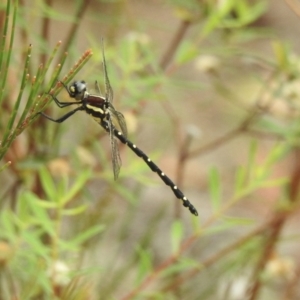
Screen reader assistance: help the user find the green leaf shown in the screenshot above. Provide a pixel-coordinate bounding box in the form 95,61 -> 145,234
0,210 -> 17,241
61,204 -> 87,216
175,41 -> 199,65
171,220 -> 183,254
221,1 -> 267,28
34,199 -> 58,209
135,246 -> 153,283
205,217 -> 253,235
272,40 -> 290,71
22,230 -> 49,258
67,225 -> 105,248
234,165 -> 247,196
234,141 -> 257,197
261,178 -> 288,187
203,0 -> 267,34
39,167 -> 56,202
60,169 -> 91,206
223,216 -> 254,226
27,197 -> 55,236
209,167 -> 222,212
17,191 -> 32,223
161,257 -> 198,277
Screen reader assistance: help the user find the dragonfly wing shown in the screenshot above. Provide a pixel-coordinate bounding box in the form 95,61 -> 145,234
101,39 -> 114,104
95,80 -> 102,95
109,106 -> 128,139
107,115 -> 121,180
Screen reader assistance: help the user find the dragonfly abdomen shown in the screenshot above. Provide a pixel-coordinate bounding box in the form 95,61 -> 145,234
110,126 -> 198,216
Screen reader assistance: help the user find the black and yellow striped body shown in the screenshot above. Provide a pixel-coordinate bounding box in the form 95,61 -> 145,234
38,42 -> 198,216
84,94 -> 108,123
97,116 -> 198,216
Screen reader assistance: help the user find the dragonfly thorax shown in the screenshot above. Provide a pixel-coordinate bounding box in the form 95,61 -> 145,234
69,80 -> 88,101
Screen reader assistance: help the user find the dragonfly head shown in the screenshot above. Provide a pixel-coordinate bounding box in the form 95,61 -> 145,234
69,80 -> 87,100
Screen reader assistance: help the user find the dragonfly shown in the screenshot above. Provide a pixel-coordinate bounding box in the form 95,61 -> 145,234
37,42 -> 198,216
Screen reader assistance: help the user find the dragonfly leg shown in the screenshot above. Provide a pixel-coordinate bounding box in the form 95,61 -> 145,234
38,106 -> 84,123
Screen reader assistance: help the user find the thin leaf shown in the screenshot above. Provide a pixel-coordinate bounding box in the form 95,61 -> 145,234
175,41 -> 199,65
0,210 -> 17,240
39,167 -> 56,202
67,225 -> 105,248
60,169 -> 91,206
209,167 -> 222,212
22,230 -> 49,258
135,246 -> 153,283
1,45 -> 31,147
27,196 -> 55,236
171,220 -> 183,254
61,204 -> 87,216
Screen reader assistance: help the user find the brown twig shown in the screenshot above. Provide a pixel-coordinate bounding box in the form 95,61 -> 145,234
120,227 -> 199,300
247,148 -> 300,300
285,0 -> 300,19
187,69 -> 280,160
247,211 -> 288,299
159,20 -> 191,70
121,202 -> 299,300
40,0 -> 53,66
19,0 -> 31,74
57,0 -> 92,63
161,216 -> 283,293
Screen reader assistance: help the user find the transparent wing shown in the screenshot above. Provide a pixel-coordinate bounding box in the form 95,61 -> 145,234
107,115 -> 121,180
95,80 -> 102,95
115,111 -> 128,139
108,105 -> 128,139
101,40 -> 127,138
101,38 -> 114,104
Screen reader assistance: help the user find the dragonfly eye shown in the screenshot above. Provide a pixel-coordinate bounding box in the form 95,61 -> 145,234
69,80 -> 87,100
